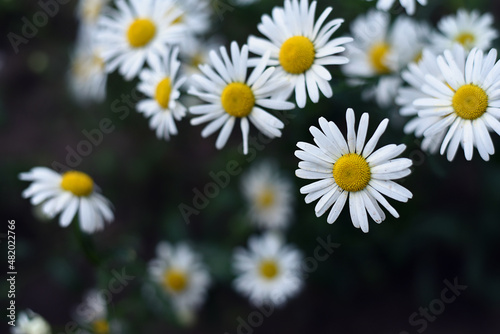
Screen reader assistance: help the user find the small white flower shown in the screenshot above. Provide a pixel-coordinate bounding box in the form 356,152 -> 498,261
248,0 -> 352,108
189,41 -> 295,154
137,46 -> 186,141
241,161 -> 294,230
97,0 -> 187,80
233,232 -> 303,306
431,9 -> 498,53
12,310 -> 51,334
295,109 -> 413,233
368,0 -> 427,15
411,46 -> 500,161
149,242 -> 211,314
166,0 -> 212,37
19,167 -> 114,233
75,290 -> 112,334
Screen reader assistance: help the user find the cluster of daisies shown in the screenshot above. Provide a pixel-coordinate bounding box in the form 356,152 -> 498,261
16,0 -> 500,331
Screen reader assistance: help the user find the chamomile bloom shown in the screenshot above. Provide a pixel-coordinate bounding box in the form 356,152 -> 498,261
431,9 -> 498,53
343,10 -> 429,107
137,46 -> 186,140
12,310 -> 51,334
149,242 -> 211,314
77,0 -> 109,26
165,0 -> 211,36
295,109 -> 413,233
368,0 -> 427,15
412,47 -> 500,161
241,161 -> 294,230
233,232 -> 303,306
189,41 -> 295,154
75,290 -> 113,334
19,167 -> 114,233
248,0 -> 352,108
97,0 -> 186,80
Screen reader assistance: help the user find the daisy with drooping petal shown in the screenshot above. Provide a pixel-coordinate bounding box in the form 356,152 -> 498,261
295,109 -> 413,233
368,0 -> 427,15
136,46 -> 186,140
233,232 -> 303,306
12,310 -> 51,334
149,242 -> 211,315
189,41 -> 295,154
431,9 -> 498,53
412,46 -> 500,161
97,0 -> 187,80
241,161 -> 294,230
248,0 -> 352,108
19,167 -> 114,233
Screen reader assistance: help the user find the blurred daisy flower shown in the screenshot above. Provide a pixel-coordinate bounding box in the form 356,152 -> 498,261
368,0 -> 427,16
188,41 -> 295,154
148,242 -> 211,316
77,0 -> 110,26
136,46 -> 186,141
295,109 -> 413,233
75,290 -> 120,334
411,46 -> 500,161
233,232 -> 303,306
19,167 -> 114,233
342,10 -> 429,107
166,0 -> 212,37
12,310 -> 51,334
97,0 -> 187,80
248,0 -> 352,108
241,161 -> 294,230
431,9 -> 498,53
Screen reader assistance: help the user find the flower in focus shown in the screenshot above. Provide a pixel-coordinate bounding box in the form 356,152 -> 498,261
241,161 -> 294,230
233,232 -> 303,306
19,167 -> 114,233
12,310 -> 51,334
368,0 -> 427,15
248,0 -> 352,108
148,242 -> 211,316
136,46 -> 186,140
295,109 -> 413,232
189,41 -> 295,154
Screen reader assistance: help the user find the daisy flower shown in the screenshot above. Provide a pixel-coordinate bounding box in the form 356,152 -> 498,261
75,290 -> 112,334
165,0 -> 211,37
295,109 -> 413,233
97,0 -> 187,80
12,310 -> 51,334
368,0 -> 427,16
343,10 -> 429,107
136,46 -> 186,140
412,46 -> 500,161
431,9 -> 498,53
248,0 -> 352,108
19,167 -> 114,233
189,41 -> 295,154
241,161 -> 294,230
148,242 -> 211,314
233,232 -> 303,306
77,0 -> 110,26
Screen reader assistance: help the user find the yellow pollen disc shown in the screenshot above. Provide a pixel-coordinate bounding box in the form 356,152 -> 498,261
127,18 -> 156,48
163,269 -> 188,293
259,259 -> 279,280
455,32 -> 475,47
332,153 -> 371,192
279,36 -> 315,74
368,42 -> 391,74
221,82 -> 255,118
155,77 -> 172,109
92,319 -> 110,334
60,171 -> 94,197
452,84 -> 488,120
257,188 -> 275,209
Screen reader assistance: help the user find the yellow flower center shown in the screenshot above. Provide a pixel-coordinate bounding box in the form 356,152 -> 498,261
279,36 -> 315,74
127,18 -> 156,48
332,153 -> 371,192
221,82 -> 255,118
452,84 -> 488,120
155,77 -> 172,109
455,32 -> 475,48
257,188 -> 275,209
368,42 -> 391,74
92,319 -> 110,334
60,171 -> 94,197
259,259 -> 279,280
163,269 -> 188,293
